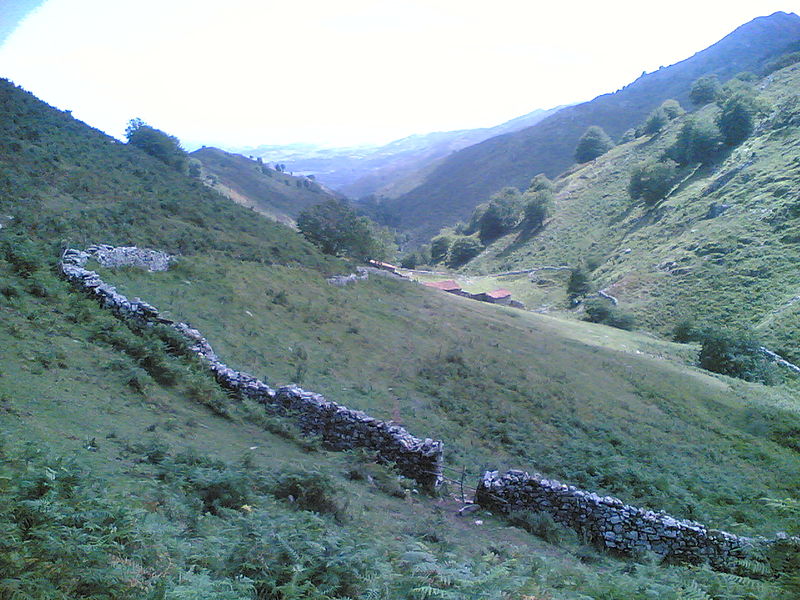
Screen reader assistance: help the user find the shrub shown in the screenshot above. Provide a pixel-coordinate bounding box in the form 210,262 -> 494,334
188,157 -> 202,178
296,199 -> 395,261
574,126 -> 614,163
125,118 -> 188,172
508,510 -> 577,545
528,173 -> 554,192
477,187 -> 523,243
583,298 -> 636,330
672,319 -> 705,343
619,128 -> 637,143
521,175 -> 554,231
0,447 -> 152,598
641,107 -> 670,135
660,99 -> 685,119
2,237 -> 46,277
762,51 -> 800,75
0,282 -> 21,300
690,74 -> 721,106
667,115 -> 721,165
430,233 -> 454,264
567,267 -> 591,300
345,452 -> 410,498
270,469 -> 345,519
697,327 -> 776,383
717,91 -> 757,146
522,189 -> 551,230
187,466 -> 251,515
628,159 -> 678,204
446,235 -> 482,268
399,252 -> 418,269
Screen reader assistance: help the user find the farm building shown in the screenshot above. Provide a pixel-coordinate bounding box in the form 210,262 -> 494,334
471,289 -> 513,305
423,280 -> 468,296
367,259 -> 398,273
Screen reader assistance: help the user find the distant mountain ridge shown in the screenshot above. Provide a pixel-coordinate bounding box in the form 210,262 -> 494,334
233,105 -> 565,199
385,11 -> 800,244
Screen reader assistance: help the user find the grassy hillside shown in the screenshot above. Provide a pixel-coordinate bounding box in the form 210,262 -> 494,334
2,77 -> 800,598
191,147 -> 341,225
385,11 -> 800,244
463,62 -> 800,366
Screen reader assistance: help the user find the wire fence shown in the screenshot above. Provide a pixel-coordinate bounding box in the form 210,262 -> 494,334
417,464 -> 511,508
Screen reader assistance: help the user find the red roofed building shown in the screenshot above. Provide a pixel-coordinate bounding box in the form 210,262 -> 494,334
471,288 -> 513,305
423,280 -> 466,295
368,259 -> 398,273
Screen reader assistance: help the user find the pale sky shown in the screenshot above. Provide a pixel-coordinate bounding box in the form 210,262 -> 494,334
0,0 -> 797,149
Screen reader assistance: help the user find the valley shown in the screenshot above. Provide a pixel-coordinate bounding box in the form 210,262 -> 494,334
1,9 -> 800,600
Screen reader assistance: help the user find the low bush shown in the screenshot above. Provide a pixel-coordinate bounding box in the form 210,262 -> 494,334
446,235 -> 483,268
667,115 -> 721,165
345,450 -> 411,498
583,298 -> 636,330
628,159 -> 678,204
672,319 -> 706,343
697,326 -> 776,384
270,469 -> 345,520
508,509 -> 577,545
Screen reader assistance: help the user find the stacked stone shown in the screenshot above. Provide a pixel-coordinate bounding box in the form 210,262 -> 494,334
86,244 -> 173,271
59,245 -> 444,488
61,253 -> 163,326
274,386 -> 443,489
476,470 -> 757,566
326,267 -> 369,286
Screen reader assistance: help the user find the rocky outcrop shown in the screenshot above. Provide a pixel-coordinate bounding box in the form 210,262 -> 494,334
476,470 -> 789,566
60,245 -> 443,488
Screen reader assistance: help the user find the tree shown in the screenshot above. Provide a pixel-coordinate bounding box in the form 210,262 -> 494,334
689,75 -> 720,106
697,327 -> 775,383
583,298 -> 636,330
717,91 -> 757,146
296,199 -> 394,261
187,158 -> 202,178
574,126 -> 614,163
521,177 -> 554,231
125,118 -> 187,172
527,173 -> 554,193
446,235 -> 482,268
659,99 -> 685,120
628,159 -> 678,204
477,187 -> 522,243
667,115 -> 721,165
521,189 -> 551,231
641,107 -> 669,135
567,268 -> 591,300
619,129 -> 637,143
430,234 -> 454,264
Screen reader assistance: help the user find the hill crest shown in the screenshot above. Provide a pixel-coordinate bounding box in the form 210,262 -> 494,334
385,11 -> 800,244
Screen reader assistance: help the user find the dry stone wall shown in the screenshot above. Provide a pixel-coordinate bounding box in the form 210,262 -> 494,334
60,245 -> 443,489
475,470 -> 783,566
59,244 -> 791,565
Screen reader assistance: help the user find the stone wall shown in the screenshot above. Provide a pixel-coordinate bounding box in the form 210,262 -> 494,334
60,245 -> 443,489
475,470 -> 768,566
59,244 -> 791,564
